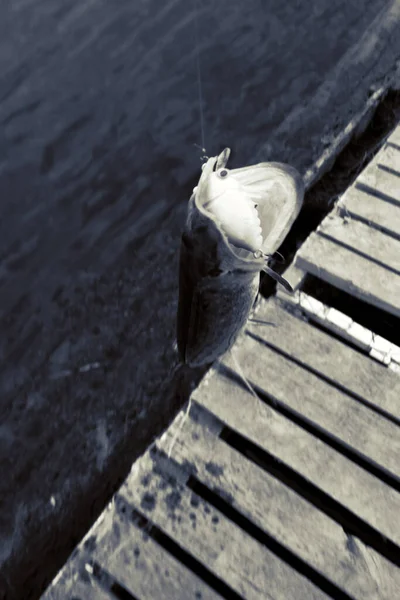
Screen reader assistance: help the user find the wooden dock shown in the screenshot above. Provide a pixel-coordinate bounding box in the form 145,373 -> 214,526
42,123 -> 400,599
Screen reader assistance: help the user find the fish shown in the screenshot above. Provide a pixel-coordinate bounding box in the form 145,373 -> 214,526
177,148 -> 304,367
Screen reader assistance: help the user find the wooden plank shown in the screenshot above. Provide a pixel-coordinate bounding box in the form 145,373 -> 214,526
276,287 -> 400,371
86,501 -> 222,600
296,232 -> 400,317
116,452 -> 328,600
388,123 -> 400,145
225,335 -> 400,480
44,579 -> 113,600
43,501 -> 222,600
319,213 -> 400,274
41,554 -> 113,600
338,185 -> 400,240
374,143 -> 400,178
191,368 -> 400,548
340,121 -> 400,218
161,412 -> 400,600
248,299 -> 400,420
355,145 -> 400,204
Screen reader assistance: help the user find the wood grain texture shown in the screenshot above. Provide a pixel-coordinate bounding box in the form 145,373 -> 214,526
375,140 -> 400,169
276,285 -> 400,370
296,231 -> 400,316
319,213 -> 400,274
44,579 -> 113,600
161,413 -> 400,600
336,122 -> 400,237
192,365 -> 400,548
115,452 -> 329,600
338,184 -> 400,240
388,124 -> 400,145
356,126 -> 400,200
227,333 -> 400,480
78,501 -> 222,600
41,554 -> 113,600
250,299 -> 400,420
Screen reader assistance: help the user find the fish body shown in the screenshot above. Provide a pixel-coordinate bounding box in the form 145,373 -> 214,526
177,148 -> 304,367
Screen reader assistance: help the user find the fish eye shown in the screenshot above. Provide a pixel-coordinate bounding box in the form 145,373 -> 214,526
217,168 -> 229,178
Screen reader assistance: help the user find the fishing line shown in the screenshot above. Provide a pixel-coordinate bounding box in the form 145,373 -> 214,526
229,350 -> 269,419
194,0 -> 207,159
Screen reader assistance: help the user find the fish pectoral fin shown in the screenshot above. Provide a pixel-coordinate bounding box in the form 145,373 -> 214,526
262,266 -> 293,293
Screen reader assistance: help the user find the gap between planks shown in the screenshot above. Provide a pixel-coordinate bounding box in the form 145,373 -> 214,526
336,122 -> 400,240
159,406 -> 400,600
295,232 -> 400,319
228,328 -> 400,482
317,212 -> 400,275
250,298 -> 400,421
276,279 -> 400,372
114,451 -> 329,600
42,489 -> 223,600
191,359 -> 400,548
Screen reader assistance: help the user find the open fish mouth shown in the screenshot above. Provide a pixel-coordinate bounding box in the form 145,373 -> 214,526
190,147 -> 304,291
195,147 -> 304,256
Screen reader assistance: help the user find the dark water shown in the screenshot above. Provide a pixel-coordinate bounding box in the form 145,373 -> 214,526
1,0 -> 399,598
0,0 -> 394,324
1,0 -> 394,392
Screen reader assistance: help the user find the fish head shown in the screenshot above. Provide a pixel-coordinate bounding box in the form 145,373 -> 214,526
195,148 -> 240,203
193,148 -> 304,257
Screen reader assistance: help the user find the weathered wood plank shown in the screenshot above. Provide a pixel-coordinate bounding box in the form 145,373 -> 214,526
338,184 -> 400,240
116,452 -> 328,600
86,501 -> 222,600
191,368 -> 400,547
161,412 -> 400,600
276,286 -> 400,371
41,555 -> 113,600
296,232 -> 400,317
250,299 -> 400,420
376,144 -> 400,169
319,213 -> 400,274
336,121 -> 400,232
387,127 -> 400,146
225,334 -> 400,480
355,143 -> 400,204
45,579 -> 113,600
